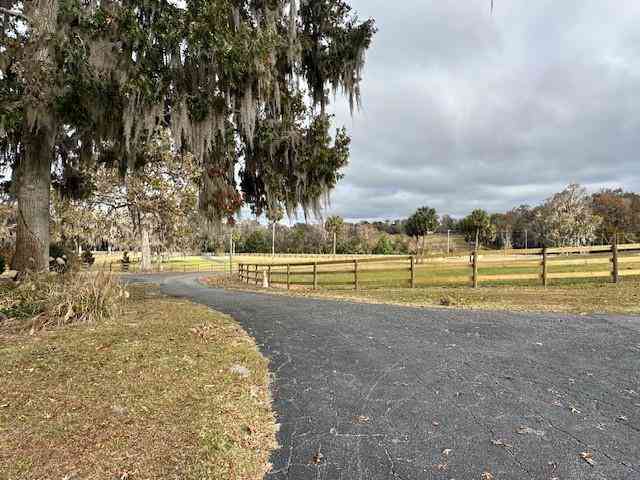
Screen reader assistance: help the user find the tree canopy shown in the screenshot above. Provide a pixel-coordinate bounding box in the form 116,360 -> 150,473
405,207 -> 438,240
405,206 -> 438,258
459,209 -> 495,246
534,184 -> 601,247
0,0 -> 376,271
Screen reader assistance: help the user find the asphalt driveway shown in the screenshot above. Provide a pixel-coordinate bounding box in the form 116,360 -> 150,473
130,274 -> 640,480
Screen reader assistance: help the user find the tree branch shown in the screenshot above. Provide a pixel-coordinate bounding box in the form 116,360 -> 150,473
0,6 -> 29,22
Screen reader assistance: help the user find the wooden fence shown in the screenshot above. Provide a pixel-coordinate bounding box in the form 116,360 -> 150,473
97,260 -> 236,274
239,255 -> 415,289
238,243 -> 640,290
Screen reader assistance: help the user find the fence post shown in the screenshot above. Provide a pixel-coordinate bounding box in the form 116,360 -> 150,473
410,256 -> 416,288
354,259 -> 359,290
612,240 -> 619,284
313,262 -> 318,290
268,265 -> 272,288
472,249 -> 479,288
287,264 -> 291,290
255,265 -> 259,286
542,248 -> 548,287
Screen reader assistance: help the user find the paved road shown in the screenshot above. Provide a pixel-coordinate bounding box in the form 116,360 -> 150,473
130,274 -> 640,480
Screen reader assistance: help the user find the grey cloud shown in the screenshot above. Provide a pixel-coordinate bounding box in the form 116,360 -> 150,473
324,0 -> 640,221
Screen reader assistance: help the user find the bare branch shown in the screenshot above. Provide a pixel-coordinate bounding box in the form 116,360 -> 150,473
0,6 -> 29,22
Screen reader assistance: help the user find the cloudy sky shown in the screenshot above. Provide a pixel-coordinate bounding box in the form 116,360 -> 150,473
324,0 -> 640,221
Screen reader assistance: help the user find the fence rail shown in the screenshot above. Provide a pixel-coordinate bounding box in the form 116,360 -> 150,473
96,260 -> 237,274
238,243 -> 640,290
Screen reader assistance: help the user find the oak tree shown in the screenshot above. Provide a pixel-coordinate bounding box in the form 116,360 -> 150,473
0,0 -> 375,272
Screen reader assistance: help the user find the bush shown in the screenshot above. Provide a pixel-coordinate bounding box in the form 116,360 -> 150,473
81,249 -> 95,265
0,243 -> 14,269
373,236 -> 394,255
49,243 -> 66,261
0,272 -> 128,331
49,243 -> 78,274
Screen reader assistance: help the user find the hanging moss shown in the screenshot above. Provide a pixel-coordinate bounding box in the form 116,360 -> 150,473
1,0 -> 376,222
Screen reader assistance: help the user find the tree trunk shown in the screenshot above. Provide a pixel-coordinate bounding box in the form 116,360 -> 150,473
333,231 -> 337,255
12,129 -> 54,273
140,225 -> 152,271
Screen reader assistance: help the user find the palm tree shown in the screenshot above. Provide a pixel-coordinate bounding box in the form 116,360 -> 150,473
325,216 -> 344,255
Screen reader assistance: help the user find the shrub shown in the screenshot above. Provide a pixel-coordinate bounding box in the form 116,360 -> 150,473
81,249 -> 96,265
49,243 -> 66,261
0,243 -> 14,269
49,243 -> 78,274
373,236 -> 394,255
0,272 -> 128,331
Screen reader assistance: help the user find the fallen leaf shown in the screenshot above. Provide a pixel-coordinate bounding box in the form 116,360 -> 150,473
491,439 -> 513,449
354,415 -> 370,424
229,364 -> 250,378
580,452 -> 595,466
432,463 -> 448,471
515,426 -> 545,437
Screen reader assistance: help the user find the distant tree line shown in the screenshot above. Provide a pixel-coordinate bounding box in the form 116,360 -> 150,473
213,184 -> 640,256
2,183 -> 639,261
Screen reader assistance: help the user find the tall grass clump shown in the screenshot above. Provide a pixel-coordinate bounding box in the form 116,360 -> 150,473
0,272 -> 128,331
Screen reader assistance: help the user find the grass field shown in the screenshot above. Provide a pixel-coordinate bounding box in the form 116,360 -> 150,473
224,250 -> 640,315
254,253 -> 640,288
214,276 -> 640,315
93,250 -> 640,288
93,253 -> 390,273
0,285 -> 276,479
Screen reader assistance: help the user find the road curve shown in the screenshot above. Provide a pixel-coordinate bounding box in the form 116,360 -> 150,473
128,274 -> 640,480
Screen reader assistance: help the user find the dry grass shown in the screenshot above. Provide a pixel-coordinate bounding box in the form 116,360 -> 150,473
207,277 -> 640,316
0,285 -> 277,479
0,272 -> 127,332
